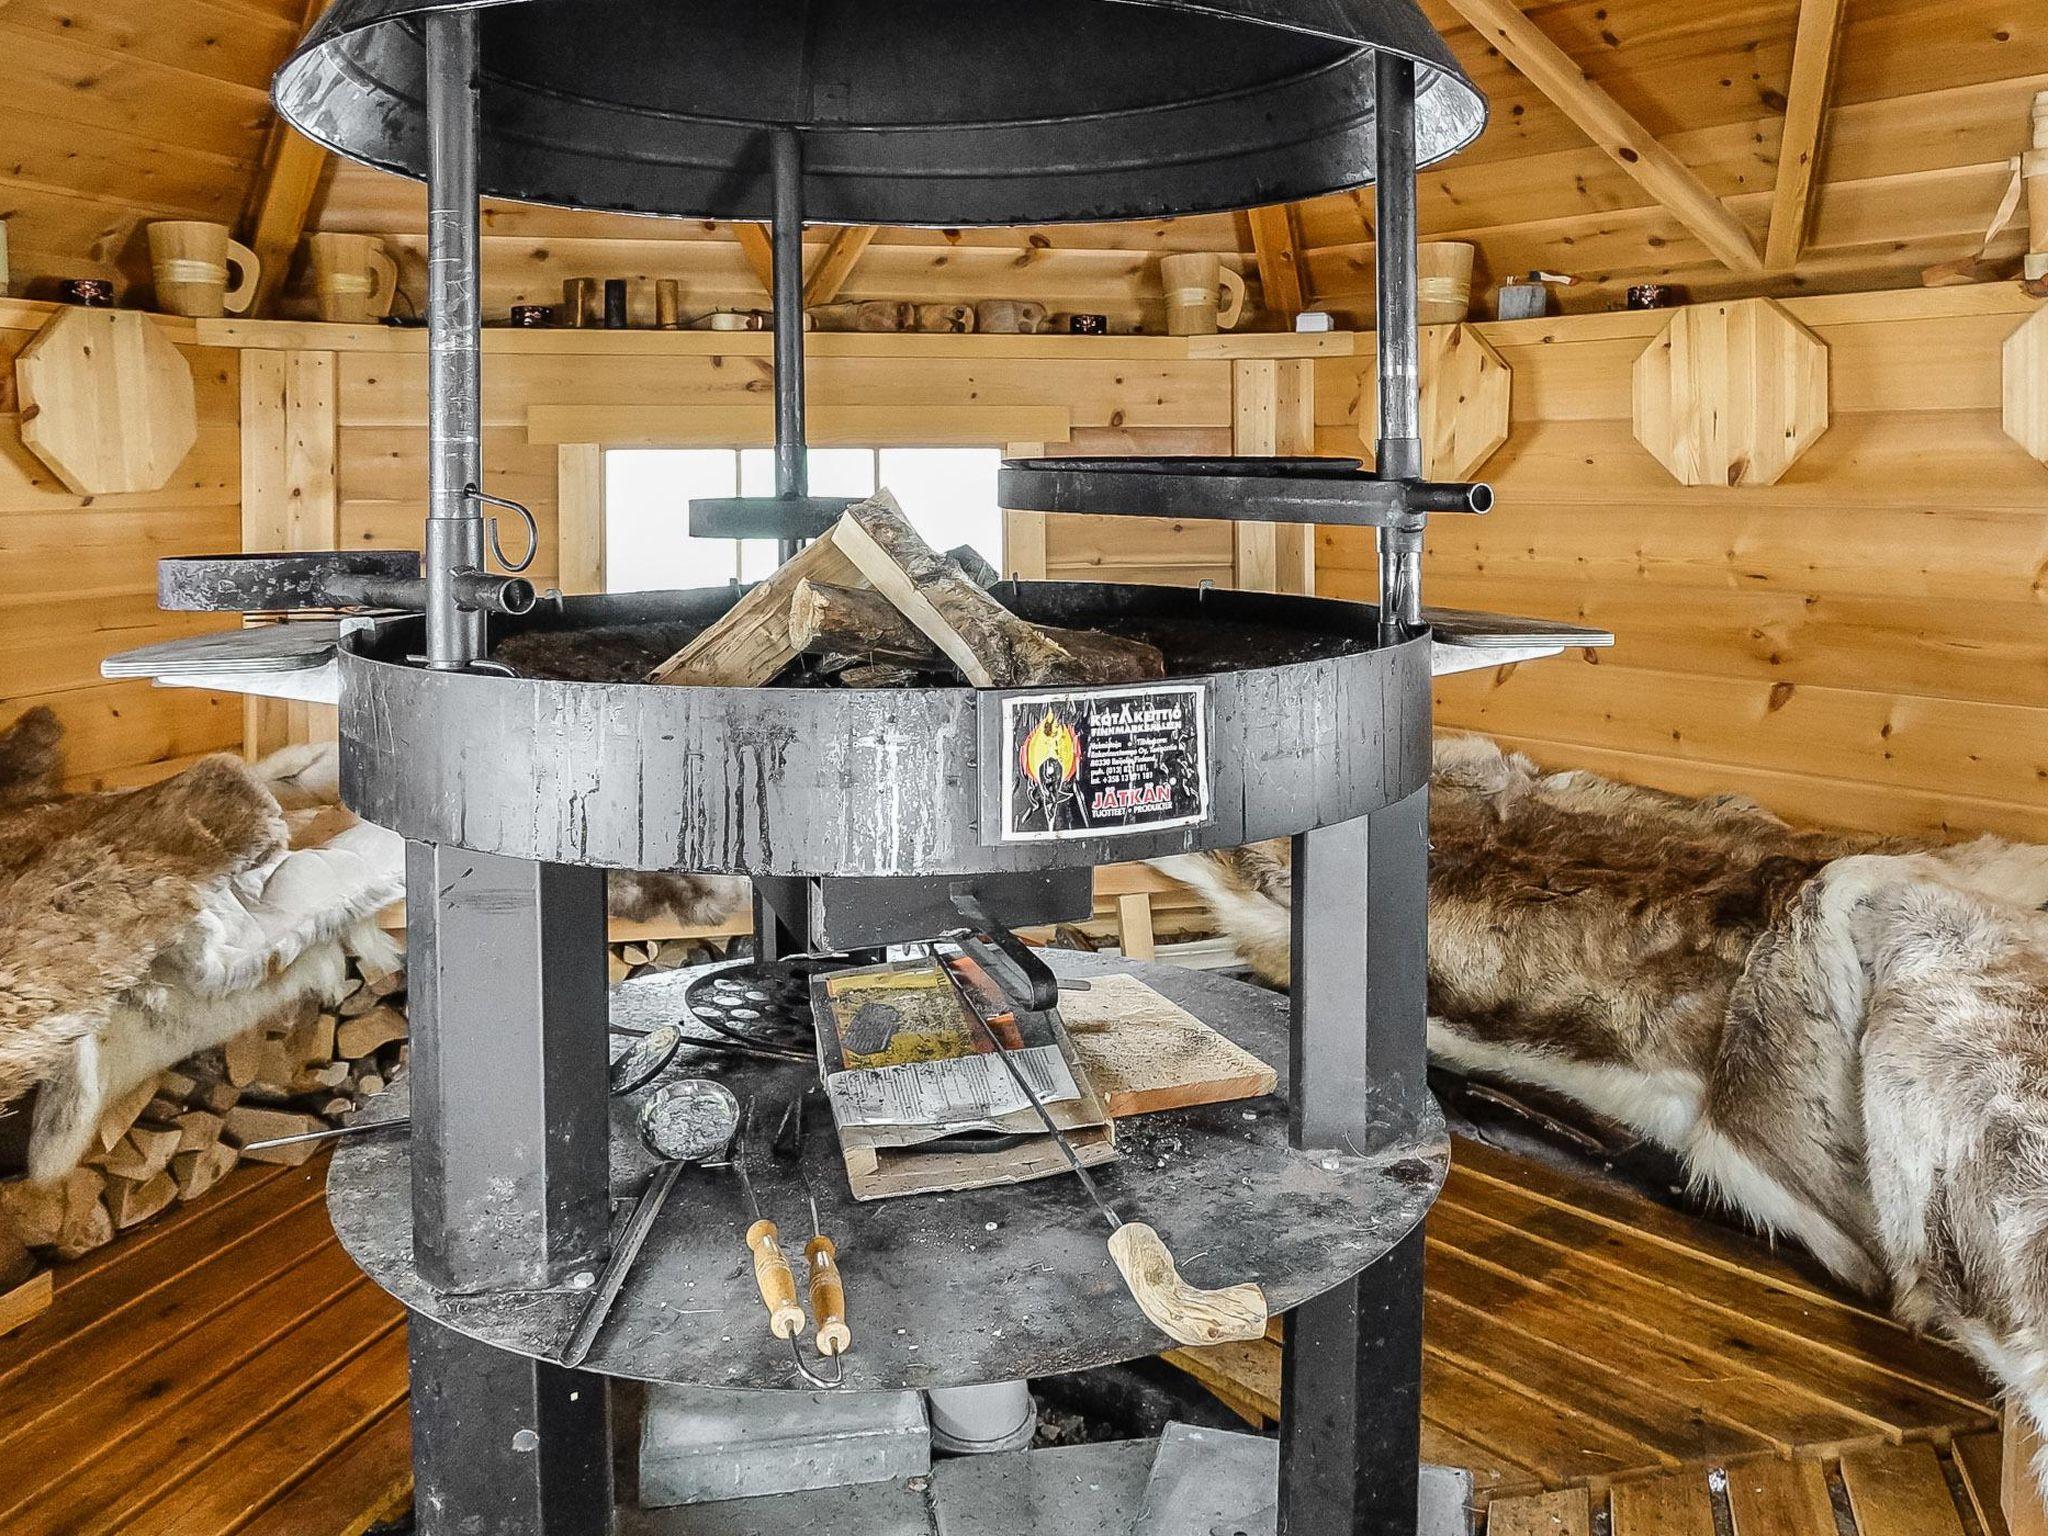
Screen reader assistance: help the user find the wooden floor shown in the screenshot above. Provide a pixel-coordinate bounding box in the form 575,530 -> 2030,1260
0,1137 -> 2013,1535
0,1156 -> 410,1536
1171,1136 -> 2010,1534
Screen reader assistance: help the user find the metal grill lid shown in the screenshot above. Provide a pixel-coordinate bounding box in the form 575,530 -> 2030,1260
274,0 -> 1486,225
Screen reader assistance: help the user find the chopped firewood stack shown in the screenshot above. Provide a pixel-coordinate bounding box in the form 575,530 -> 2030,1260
0,948 -> 411,1262
647,490 -> 1167,689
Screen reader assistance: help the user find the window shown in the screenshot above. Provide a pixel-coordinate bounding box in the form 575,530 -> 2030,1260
603,447 -> 1003,592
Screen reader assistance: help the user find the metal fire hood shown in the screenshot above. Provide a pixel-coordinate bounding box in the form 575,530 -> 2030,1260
273,0 -> 1485,226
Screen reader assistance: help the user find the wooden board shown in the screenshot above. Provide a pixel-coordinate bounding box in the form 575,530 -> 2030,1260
1609,1473 -> 1716,1536
1724,1457 -> 1840,1536
1632,299 -> 1830,488
2004,305 -> 2048,466
1062,972 -> 1277,1116
15,308 -> 199,495
1486,1489 -> 1592,1536
1838,1443 -> 1970,1536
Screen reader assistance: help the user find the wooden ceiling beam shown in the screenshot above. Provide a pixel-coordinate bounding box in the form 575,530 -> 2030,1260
1439,0 -> 1763,275
240,0 -> 334,315
1764,0 -> 1849,273
733,224 -> 777,294
803,226 -> 880,306
1247,204 -> 1308,322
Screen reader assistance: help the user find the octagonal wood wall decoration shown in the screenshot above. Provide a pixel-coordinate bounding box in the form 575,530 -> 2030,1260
14,308 -> 198,496
2003,304 -> 2048,465
1360,322 -> 1513,480
1632,298 -> 1829,488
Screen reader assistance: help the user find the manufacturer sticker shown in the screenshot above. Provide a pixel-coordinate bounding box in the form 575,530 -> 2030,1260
999,683 -> 1210,841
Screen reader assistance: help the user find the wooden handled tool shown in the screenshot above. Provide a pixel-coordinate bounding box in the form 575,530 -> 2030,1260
939,951 -> 1268,1348
806,1234 -> 851,1355
746,1217 -> 806,1339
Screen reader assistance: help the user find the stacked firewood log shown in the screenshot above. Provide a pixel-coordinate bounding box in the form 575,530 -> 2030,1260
0,948 -> 410,1262
0,927 -> 746,1282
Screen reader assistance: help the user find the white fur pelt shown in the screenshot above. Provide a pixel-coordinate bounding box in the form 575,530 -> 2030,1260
26,745 -> 404,1180
1162,735 -> 2048,1476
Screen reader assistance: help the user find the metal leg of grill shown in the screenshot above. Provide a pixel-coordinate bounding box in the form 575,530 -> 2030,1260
410,1315 -> 615,1536
1279,786 -> 1431,1535
405,845 -> 615,1531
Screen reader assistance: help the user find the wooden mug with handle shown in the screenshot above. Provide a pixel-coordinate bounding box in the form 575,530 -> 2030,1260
1159,252 -> 1247,336
309,233 -> 400,324
148,222 -> 260,319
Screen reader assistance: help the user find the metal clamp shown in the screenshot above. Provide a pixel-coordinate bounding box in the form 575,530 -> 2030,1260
469,486 -> 539,573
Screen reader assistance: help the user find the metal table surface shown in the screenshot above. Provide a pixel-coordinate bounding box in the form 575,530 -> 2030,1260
327,951 -> 1447,1393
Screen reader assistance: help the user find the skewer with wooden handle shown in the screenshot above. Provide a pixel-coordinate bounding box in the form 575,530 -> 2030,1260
806,1233 -> 852,1356
940,950 -> 1268,1347
745,1218 -> 806,1338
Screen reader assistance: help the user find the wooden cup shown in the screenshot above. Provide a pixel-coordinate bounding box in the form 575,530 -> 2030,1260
2025,90 -> 2048,282
308,234 -> 398,324
975,299 -> 1049,334
1417,242 -> 1477,325
1158,253 -> 1246,336
147,222 -> 260,318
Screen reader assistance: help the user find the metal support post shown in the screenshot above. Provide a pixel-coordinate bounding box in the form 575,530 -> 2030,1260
407,844 -> 612,1291
1374,53 -> 1425,647
1278,786 -> 1432,1535
423,9 -> 485,669
771,127 -> 808,565
410,1316 -> 614,1536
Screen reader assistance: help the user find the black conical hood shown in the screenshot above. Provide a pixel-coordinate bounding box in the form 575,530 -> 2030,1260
275,0 -> 1484,225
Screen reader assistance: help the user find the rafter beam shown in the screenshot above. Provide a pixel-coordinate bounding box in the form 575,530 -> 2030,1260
1247,204 -> 1308,322
803,226 -> 880,306
1764,0 -> 1849,273
1439,0 -> 1763,274
240,0 -> 334,315
733,223 -> 777,295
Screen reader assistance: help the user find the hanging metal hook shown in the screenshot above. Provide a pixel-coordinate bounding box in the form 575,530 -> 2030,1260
467,485 -> 540,574
786,1335 -> 846,1388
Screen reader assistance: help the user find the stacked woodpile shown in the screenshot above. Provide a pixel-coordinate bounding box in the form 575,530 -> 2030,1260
0,949 -> 409,1262
0,928 -> 743,1282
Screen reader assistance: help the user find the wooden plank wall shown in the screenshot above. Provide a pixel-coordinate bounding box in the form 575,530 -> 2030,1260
1315,283 -> 2048,843
195,325 -> 1258,609
0,0 -> 303,299
0,300 -> 241,787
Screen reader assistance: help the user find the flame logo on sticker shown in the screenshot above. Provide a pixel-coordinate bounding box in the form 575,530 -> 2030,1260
1020,711 -> 1081,785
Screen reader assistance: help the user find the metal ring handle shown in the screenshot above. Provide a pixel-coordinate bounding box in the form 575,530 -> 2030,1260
469,486 -> 540,574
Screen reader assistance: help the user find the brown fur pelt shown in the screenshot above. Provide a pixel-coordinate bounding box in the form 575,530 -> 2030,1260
608,870 -> 748,928
0,714 -> 407,1181
1161,735 -> 2048,1479
0,709 -> 284,1113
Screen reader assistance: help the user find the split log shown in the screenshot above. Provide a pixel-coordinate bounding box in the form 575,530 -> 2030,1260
793,579 -> 1166,683
173,1110 -> 225,1153
225,1107 -> 325,1166
283,1010 -> 338,1072
832,493 -> 1168,686
0,1179 -> 67,1248
100,1127 -> 182,1183
156,1069 -> 199,1102
171,1143 -> 238,1202
106,1171 -> 177,1230
95,1076 -> 160,1154
647,529 -> 869,686
55,1169 -> 111,1259
337,1005 -> 408,1061
791,580 -> 947,665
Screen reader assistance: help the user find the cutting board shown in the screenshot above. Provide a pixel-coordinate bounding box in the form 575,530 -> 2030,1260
1063,972 -> 1277,1117
15,308 -> 198,496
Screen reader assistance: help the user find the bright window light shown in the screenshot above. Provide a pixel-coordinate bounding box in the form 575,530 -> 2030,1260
602,446 -> 1004,592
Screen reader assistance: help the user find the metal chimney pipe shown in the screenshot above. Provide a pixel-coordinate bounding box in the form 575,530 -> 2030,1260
1373,51 -> 1425,644
423,10 -> 484,668
771,127 -> 808,564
